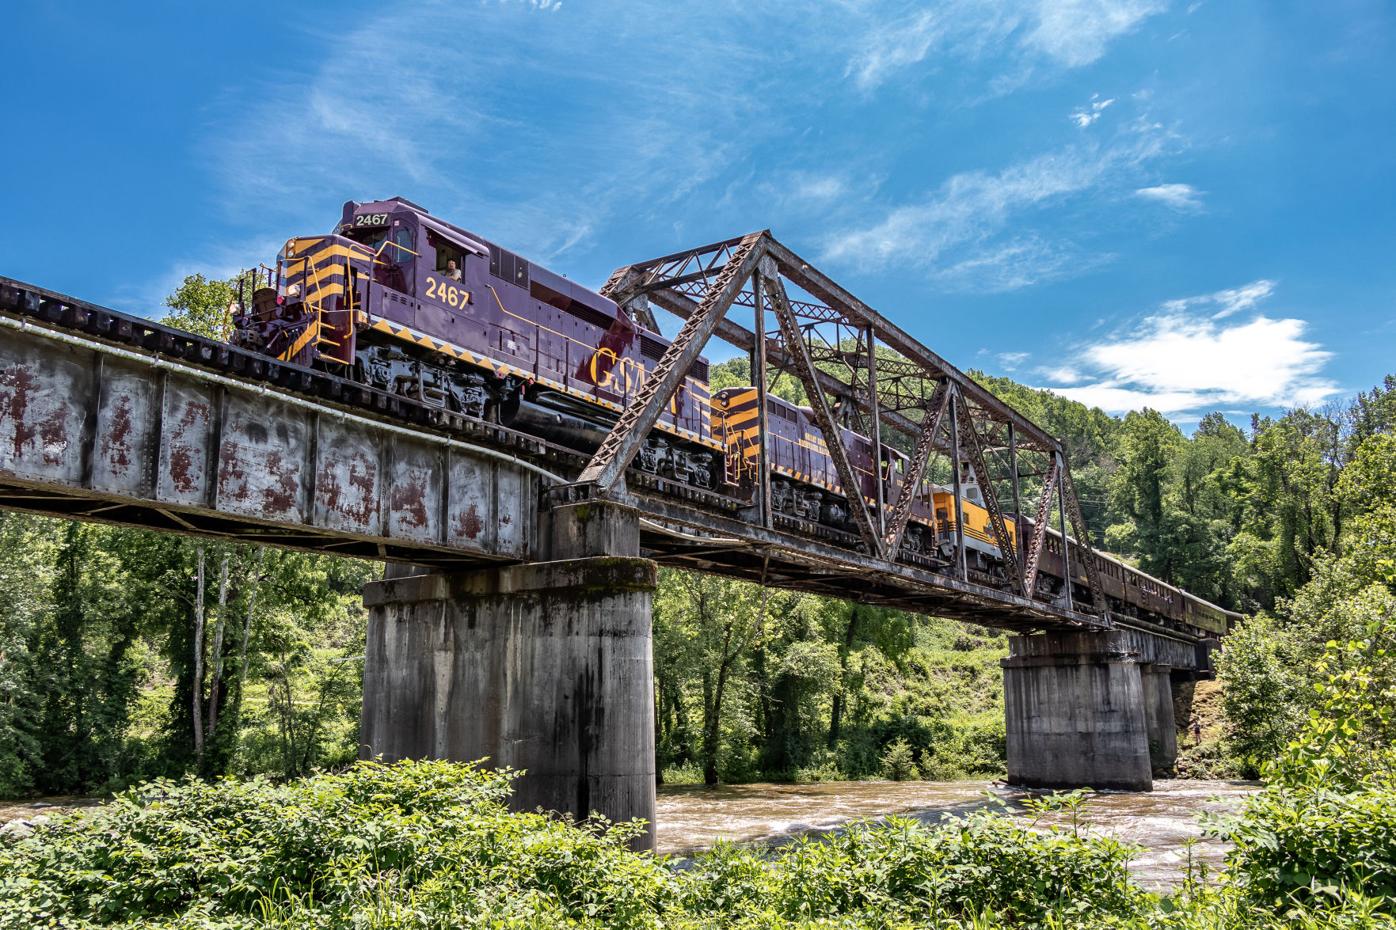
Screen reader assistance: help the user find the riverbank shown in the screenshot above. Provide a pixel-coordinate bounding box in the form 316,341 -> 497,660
657,778 -> 1259,887
1,760 -> 1383,929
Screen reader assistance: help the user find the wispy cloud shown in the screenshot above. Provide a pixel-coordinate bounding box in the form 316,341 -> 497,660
1038,364 -> 1086,384
998,351 -> 1030,370
1135,182 -> 1205,212
199,0 -> 1188,306
1161,278 -> 1276,319
211,3 -> 775,264
1040,283 -> 1337,416
820,121 -> 1171,290
1025,0 -> 1168,67
846,0 -> 1166,92
1071,94 -> 1116,128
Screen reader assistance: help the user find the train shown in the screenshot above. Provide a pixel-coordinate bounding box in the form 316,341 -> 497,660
233,196 -> 1238,638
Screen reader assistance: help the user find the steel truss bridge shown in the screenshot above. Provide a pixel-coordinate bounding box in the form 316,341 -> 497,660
0,231 -> 1202,645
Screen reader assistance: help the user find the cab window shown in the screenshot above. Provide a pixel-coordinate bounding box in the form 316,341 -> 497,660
429,232 -> 465,282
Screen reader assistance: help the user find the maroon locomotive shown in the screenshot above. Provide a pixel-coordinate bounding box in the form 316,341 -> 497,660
235,196 -> 718,487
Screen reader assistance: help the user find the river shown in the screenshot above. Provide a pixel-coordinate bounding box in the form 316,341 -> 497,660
656,779 -> 1259,888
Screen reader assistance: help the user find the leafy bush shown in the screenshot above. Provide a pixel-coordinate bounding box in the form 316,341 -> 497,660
879,738 -> 921,781
3,760 -> 1391,929
793,749 -> 849,783
0,760 -> 671,929
661,759 -> 706,785
1224,787 -> 1396,911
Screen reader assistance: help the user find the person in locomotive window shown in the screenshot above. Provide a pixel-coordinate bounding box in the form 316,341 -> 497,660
445,259 -> 462,282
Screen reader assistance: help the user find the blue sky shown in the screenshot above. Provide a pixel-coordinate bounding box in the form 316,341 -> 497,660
3,0 -> 1393,425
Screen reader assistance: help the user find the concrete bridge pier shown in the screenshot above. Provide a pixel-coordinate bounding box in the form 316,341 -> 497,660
1002,631 -> 1179,791
359,501 -> 658,850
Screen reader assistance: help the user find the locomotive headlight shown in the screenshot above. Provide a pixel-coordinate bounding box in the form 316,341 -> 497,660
286,283 -> 301,297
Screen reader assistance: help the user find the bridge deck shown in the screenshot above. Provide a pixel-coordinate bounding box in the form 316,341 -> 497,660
0,276 -> 1200,642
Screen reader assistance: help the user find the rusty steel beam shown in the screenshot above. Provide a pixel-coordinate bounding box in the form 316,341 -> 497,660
1022,455 -> 1060,598
617,484 -> 1112,631
1055,456 -> 1074,612
766,271 -> 883,556
750,267 -> 774,529
0,321 -> 539,566
579,232 -> 765,493
864,324 -> 885,535
948,391 -> 969,580
958,393 -> 1023,595
605,232 -> 753,298
609,231 -> 1061,451
883,379 -> 949,555
1061,457 -> 1111,622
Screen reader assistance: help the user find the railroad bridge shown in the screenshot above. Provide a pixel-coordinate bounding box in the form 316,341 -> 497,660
0,233 -> 1226,850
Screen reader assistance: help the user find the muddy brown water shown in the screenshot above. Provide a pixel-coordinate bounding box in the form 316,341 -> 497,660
656,779 -> 1259,889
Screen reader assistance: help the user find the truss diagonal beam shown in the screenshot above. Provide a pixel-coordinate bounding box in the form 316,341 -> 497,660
766,273 -> 883,556
958,393 -> 1024,595
1060,459 -> 1111,622
1022,455 -> 1060,598
578,231 -> 765,493
883,380 -> 949,555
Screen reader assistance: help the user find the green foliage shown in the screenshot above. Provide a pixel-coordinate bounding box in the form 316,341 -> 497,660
1266,639 -> 1396,792
0,761 -> 668,929
653,557 -> 1009,787
0,516 -> 373,796
0,760 -> 1165,930
162,272 -> 260,340
9,760 -> 1386,929
879,738 -> 921,781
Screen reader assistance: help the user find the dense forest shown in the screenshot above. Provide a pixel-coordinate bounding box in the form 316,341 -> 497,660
0,273 -> 1392,796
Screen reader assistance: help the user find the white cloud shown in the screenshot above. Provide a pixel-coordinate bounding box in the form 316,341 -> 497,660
1051,383 -> 1211,414
1160,278 -> 1276,319
1043,286 -> 1337,416
767,171 -> 862,210
1135,182 -> 1205,212
1039,364 -> 1086,384
847,0 -> 1165,92
998,351 -> 1030,370
1070,95 -> 1116,128
1026,0 -> 1167,67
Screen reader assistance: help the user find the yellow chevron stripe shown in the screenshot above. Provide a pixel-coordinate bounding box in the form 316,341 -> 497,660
301,242 -> 370,266
284,236 -> 324,254
278,320 -> 320,361
305,282 -> 345,301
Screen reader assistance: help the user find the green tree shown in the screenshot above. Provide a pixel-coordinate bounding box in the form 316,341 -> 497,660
162,273 -> 246,339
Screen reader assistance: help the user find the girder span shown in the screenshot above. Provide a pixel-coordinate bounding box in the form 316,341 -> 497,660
0,272 -> 1230,643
